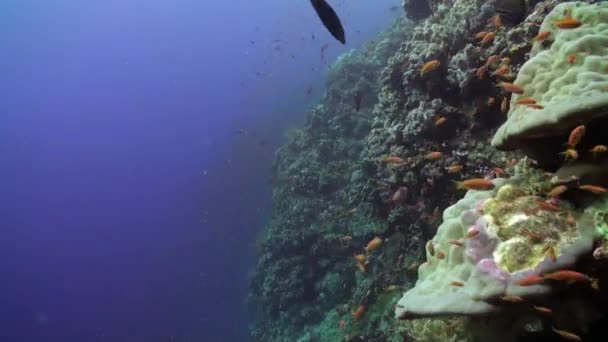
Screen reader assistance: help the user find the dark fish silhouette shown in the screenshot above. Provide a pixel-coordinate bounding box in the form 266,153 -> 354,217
310,0 -> 345,44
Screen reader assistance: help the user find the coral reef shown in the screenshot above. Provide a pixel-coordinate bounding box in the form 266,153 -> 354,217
248,0 -> 608,341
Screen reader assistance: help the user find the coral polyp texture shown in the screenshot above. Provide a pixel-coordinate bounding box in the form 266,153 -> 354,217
492,1 -> 608,150
395,172 -> 597,319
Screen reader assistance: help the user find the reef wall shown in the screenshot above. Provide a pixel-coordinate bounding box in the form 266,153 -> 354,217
247,1 -> 608,341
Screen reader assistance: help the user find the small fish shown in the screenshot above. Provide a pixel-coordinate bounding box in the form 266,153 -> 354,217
533,306 -> 552,315
388,186 -> 408,207
449,281 -> 464,287
524,103 -> 543,109
559,148 -> 579,161
517,275 -> 544,286
384,285 -> 398,292
436,251 -> 446,260
364,236 -> 383,254
310,0 -> 346,44
567,125 -> 586,147
590,145 -> 608,157
485,55 -> 500,67
435,116 -> 447,126
454,178 -> 495,190
515,97 -> 537,105
474,31 -> 488,40
465,230 -> 480,239
341,235 -> 353,241
447,164 -> 464,174
547,185 -> 568,198
351,305 -> 365,319
567,54 -> 576,64
487,97 -> 495,106
476,65 -> 487,80
493,167 -> 505,177
339,320 -> 346,330
354,254 -> 366,264
379,156 -> 405,164
498,82 -> 524,94
479,31 -> 496,46
449,240 -> 464,247
578,185 -> 608,194
427,241 -> 435,256
500,295 -> 523,303
408,261 -> 420,270
537,200 -> 560,212
554,16 -> 582,29
533,31 -> 551,42
491,65 -> 510,78
544,270 -> 589,283
356,262 -> 366,273
500,96 -> 508,112
424,151 -> 443,161
420,60 -> 441,76
552,327 -> 581,341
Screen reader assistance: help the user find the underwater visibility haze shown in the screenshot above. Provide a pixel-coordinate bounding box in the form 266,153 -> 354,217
0,0 -> 400,340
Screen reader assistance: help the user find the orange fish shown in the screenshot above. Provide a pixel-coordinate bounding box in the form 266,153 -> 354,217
474,31 -> 488,40
436,251 -> 446,260
449,240 -> 464,247
339,320 -> 346,330
544,270 -> 589,283
515,97 -> 537,105
487,97 -> 495,106
533,306 -> 552,315
500,96 -> 508,112
435,117 -> 447,126
547,185 -> 568,198
485,55 -> 500,67
408,261 -> 420,270
380,156 -> 405,164
342,235 -> 353,241
425,151 -> 443,161
578,185 -> 608,194
454,178 -> 495,190
364,236 -> 382,254
555,16 -> 582,29
465,230 -> 480,239
354,254 -> 366,264
493,167 -> 505,176
476,65 -> 487,80
498,82 -> 524,94
501,295 -> 523,303
517,275 -> 544,286
449,281 -> 464,287
552,327 -> 581,341
352,305 -> 365,319
567,125 -> 585,147
524,103 -> 543,109
491,65 -> 510,77
533,31 -> 551,41
537,200 -> 560,212
559,148 -> 579,161
447,164 -> 464,174
420,60 -> 441,76
427,241 -> 435,256
479,31 -> 496,46
567,54 -> 576,64
590,145 -> 608,157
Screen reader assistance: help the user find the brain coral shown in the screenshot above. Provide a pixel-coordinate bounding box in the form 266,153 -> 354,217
492,1 -> 608,149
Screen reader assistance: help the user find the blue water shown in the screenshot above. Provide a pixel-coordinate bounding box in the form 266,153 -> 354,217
0,1 -> 398,340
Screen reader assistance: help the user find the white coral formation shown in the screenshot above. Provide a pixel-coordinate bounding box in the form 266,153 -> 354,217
395,178 -> 596,319
492,2 -> 608,149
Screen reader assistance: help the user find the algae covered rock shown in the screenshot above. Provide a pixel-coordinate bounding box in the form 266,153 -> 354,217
395,173 -> 597,319
492,1 -> 608,150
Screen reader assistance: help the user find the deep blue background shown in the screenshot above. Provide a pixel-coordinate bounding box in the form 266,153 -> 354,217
0,1 -> 398,340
